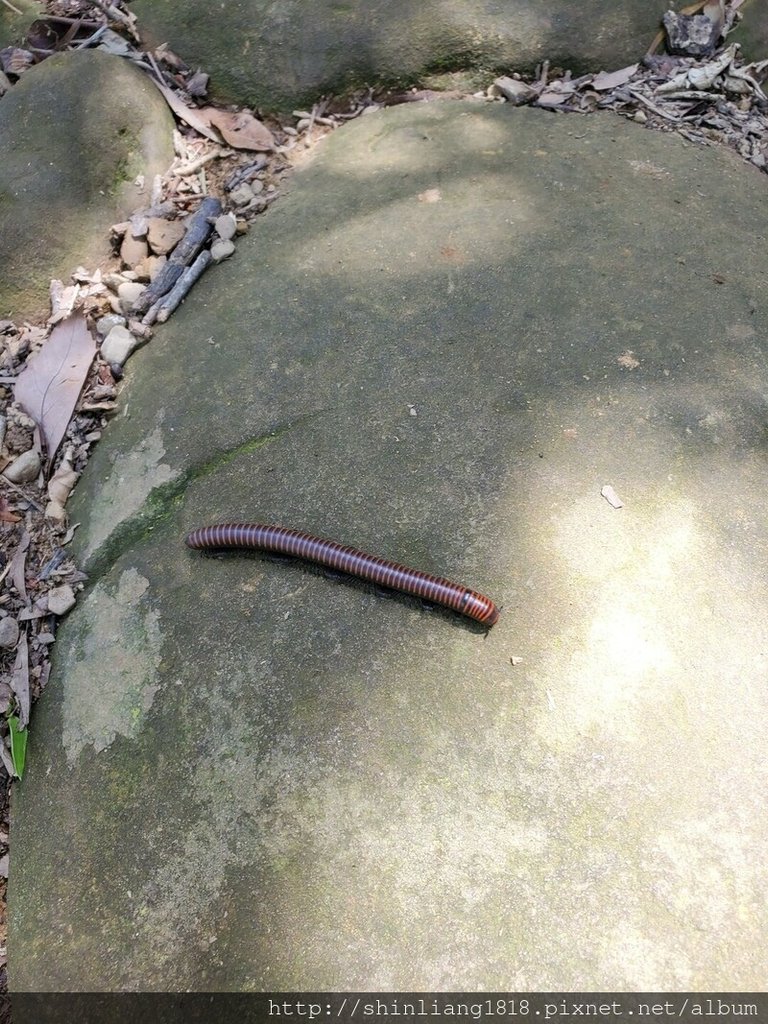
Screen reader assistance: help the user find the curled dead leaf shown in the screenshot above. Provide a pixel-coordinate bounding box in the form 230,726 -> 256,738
46,455 -> 78,523
202,108 -> 275,151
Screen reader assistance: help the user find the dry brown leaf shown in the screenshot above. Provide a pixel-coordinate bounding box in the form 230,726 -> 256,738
202,108 -> 275,151
46,456 -> 78,523
0,47 -> 34,76
48,279 -> 80,324
592,64 -> 639,91
149,80 -> 223,143
0,680 -> 12,717
154,42 -> 186,71
0,741 -> 13,780
10,631 -> 29,728
7,531 -> 30,603
0,495 -> 20,524
14,312 -> 96,467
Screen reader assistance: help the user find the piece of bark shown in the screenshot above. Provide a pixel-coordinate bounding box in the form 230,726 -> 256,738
134,196 -> 222,316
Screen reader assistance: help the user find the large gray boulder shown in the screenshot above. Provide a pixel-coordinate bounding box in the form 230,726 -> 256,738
132,0 -> 669,112
9,100 -> 768,992
0,50 -> 173,321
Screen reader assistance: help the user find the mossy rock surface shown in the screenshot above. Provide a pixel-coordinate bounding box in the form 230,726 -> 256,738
131,0 -> 667,112
0,0 -> 43,48
0,50 -> 173,321
9,101 -> 768,993
730,0 -> 768,60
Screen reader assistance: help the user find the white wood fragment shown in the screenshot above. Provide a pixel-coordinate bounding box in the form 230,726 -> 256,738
601,484 -> 624,509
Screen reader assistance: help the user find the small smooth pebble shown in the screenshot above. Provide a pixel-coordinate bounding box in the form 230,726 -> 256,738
117,281 -> 146,316
210,238 -> 235,263
229,183 -> 254,206
214,213 -> 237,241
3,448 -> 41,483
96,314 -> 126,338
0,617 -> 19,649
101,325 -> 142,367
47,584 -> 76,616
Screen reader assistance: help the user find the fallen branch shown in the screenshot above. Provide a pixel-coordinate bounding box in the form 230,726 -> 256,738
154,250 -> 213,323
173,149 -> 227,176
134,196 -> 222,317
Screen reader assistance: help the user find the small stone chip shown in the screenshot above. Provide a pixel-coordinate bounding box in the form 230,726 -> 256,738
101,325 -> 142,367
0,617 -> 20,650
146,217 -> 185,256
214,213 -> 238,241
117,281 -> 147,316
47,584 -> 76,616
96,314 -> 127,338
3,448 -> 41,484
229,183 -> 255,206
210,238 -> 236,263
601,484 -> 624,509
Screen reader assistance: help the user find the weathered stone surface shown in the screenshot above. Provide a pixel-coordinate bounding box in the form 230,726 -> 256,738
132,0 -> 668,112
730,7 -> 768,62
0,50 -> 174,321
0,0 -> 42,49
10,103 -> 768,993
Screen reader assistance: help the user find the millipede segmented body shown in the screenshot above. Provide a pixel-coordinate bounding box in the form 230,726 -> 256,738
185,523 -> 500,627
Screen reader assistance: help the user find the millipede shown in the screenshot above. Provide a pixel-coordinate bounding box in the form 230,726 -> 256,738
185,523 -> 500,627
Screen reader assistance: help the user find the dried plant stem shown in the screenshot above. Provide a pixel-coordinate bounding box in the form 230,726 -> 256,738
0,476 -> 44,514
174,149 -> 226,176
1,0 -> 24,15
